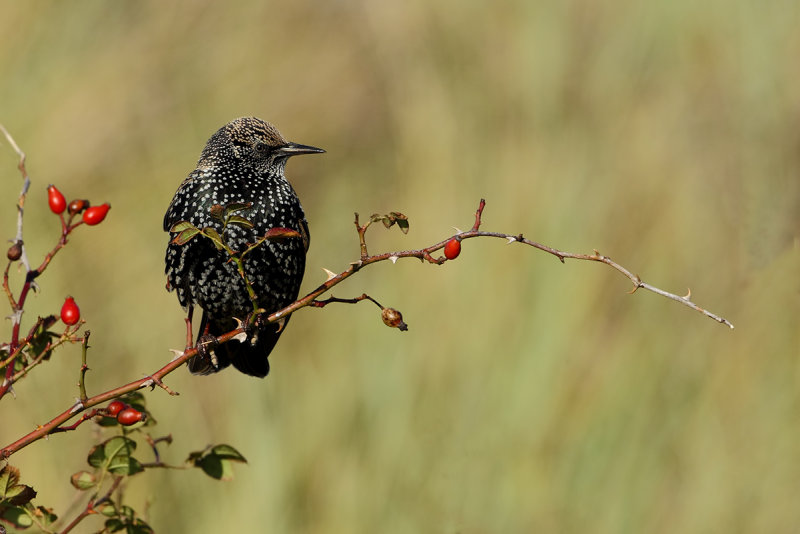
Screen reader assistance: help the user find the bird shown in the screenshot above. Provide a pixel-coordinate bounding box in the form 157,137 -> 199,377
163,117 -> 324,377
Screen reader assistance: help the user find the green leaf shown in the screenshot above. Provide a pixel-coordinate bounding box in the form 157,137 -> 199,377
369,212 -> 409,233
1,505 -> 33,528
87,436 -> 142,476
103,506 -> 154,534
0,464 -> 21,497
70,471 -> 97,491
120,391 -> 147,412
26,316 -> 59,362
201,227 -> 225,251
105,518 -> 125,532
108,456 -> 144,476
199,455 -> 233,481
187,444 -> 247,481
224,202 -> 252,217
209,444 -> 247,462
30,505 -> 58,526
0,464 -> 36,506
172,227 -> 200,245
209,204 -> 225,222
226,215 -> 254,229
169,221 -> 196,233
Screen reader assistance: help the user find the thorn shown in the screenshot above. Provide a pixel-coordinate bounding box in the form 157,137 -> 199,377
683,288 -> 692,300
168,349 -> 184,361
275,317 -> 287,333
350,260 -> 363,270
70,400 -> 84,414
389,256 -> 399,264
451,226 -> 463,234
322,267 -> 337,281
232,317 -> 245,329
505,236 -> 516,244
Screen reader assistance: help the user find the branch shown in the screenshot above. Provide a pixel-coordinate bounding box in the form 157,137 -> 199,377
1,198 -> 732,459
59,475 -> 123,534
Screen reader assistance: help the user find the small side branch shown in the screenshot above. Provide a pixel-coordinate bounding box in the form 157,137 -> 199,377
310,292 -> 383,309
78,331 -> 91,402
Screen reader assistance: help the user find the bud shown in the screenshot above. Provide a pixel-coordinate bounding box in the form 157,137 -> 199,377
68,199 -> 90,216
381,307 -> 408,331
7,241 -> 22,261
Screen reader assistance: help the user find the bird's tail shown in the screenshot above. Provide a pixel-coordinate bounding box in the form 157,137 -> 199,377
188,312 -> 287,378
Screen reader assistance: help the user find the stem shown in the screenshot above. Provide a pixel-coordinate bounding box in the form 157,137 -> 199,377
79,331 -> 91,402
0,199 -> 733,459
59,475 -> 123,534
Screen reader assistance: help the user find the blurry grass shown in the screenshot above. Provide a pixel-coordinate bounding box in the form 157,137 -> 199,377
1,0 -> 799,532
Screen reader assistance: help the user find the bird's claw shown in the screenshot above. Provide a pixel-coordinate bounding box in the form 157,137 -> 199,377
195,334 -> 221,371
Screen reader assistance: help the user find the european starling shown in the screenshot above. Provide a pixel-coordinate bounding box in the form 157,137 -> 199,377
164,117 -> 323,377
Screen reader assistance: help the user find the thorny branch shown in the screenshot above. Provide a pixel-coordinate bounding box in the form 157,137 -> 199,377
0,126 -> 89,400
1,123 -> 732,460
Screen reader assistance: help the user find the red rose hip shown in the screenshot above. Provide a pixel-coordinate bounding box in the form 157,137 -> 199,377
444,238 -> 461,260
106,400 -> 127,416
47,185 -> 67,214
60,296 -> 81,326
116,407 -> 144,426
82,203 -> 110,225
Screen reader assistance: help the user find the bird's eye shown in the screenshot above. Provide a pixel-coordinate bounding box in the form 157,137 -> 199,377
255,142 -> 270,153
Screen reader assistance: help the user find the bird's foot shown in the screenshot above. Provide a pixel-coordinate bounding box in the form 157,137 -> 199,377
242,311 -> 264,346
195,334 -> 221,371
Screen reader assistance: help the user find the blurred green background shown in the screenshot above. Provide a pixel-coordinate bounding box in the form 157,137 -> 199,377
1,1 -> 798,532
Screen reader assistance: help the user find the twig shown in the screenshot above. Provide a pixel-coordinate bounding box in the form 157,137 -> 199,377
78,331 -> 91,402
0,123 -> 32,273
59,475 -> 123,534
0,198 -> 732,459
50,409 -> 101,434
310,293 -> 383,309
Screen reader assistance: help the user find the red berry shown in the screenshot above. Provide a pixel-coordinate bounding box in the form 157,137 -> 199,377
444,238 -> 461,260
47,185 -> 67,214
68,199 -> 90,216
60,296 -> 81,326
82,203 -> 110,226
116,407 -> 144,426
106,400 -> 127,416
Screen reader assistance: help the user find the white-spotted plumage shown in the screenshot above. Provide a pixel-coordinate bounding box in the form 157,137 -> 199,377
164,117 -> 323,377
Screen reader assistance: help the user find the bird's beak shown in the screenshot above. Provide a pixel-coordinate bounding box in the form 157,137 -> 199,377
278,142 -> 325,156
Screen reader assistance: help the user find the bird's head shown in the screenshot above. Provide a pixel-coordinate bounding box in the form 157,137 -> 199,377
199,117 -> 324,175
